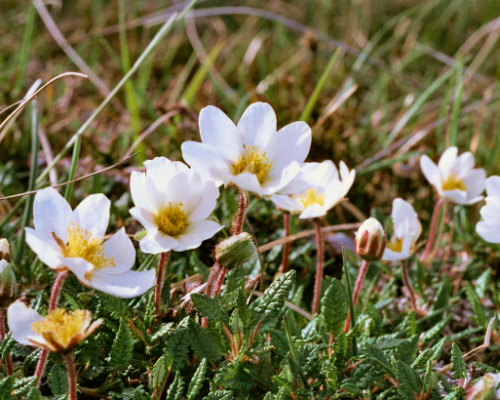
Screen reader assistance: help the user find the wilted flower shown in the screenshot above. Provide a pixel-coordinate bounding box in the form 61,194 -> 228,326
466,373 -> 500,400
8,300 -> 101,354
271,160 -> 355,219
215,232 -> 256,268
130,157 -> 223,254
476,176 -> 500,243
0,239 -> 11,262
25,187 -> 155,298
0,260 -> 16,306
382,199 -> 422,261
181,102 -> 312,197
420,146 -> 486,205
355,218 -> 386,261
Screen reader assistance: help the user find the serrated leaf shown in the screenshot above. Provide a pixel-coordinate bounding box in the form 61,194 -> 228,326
423,359 -> 437,392
412,348 -> 433,368
188,319 -> 223,361
164,329 -> 190,372
202,390 -> 233,400
320,278 -> 348,335
165,371 -> 184,400
443,386 -> 465,400
214,361 -> 253,391
12,376 -> 36,397
395,360 -> 422,400
421,315 -> 452,345
451,342 -> 467,379
109,318 -> 134,372
26,387 -> 43,400
151,356 -> 167,394
465,282 -> 486,327
365,344 -> 394,376
341,381 -> 363,397
191,293 -> 230,325
255,270 -> 296,324
0,377 -> 13,400
187,358 -> 208,400
396,334 -> 419,364
428,281 -> 450,325
48,364 -> 68,396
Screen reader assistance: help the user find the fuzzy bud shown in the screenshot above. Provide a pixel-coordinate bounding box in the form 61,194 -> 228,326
215,232 -> 256,269
355,218 -> 386,261
466,373 -> 500,400
0,239 -> 11,263
0,260 -> 17,307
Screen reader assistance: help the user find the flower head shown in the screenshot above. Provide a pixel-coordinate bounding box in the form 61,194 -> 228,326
214,232 -> 256,269
0,239 -> 11,263
476,176 -> 500,243
0,260 -> 16,306
8,300 -> 101,354
271,160 -> 355,219
25,187 -> 155,298
130,157 -> 223,254
181,102 -> 312,197
382,199 -> 422,261
355,218 -> 386,261
420,146 -> 486,205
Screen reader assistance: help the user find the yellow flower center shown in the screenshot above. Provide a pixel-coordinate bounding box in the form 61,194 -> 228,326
298,188 -> 325,208
59,224 -> 115,270
155,203 -> 188,236
231,146 -> 274,183
387,237 -> 403,253
32,308 -> 88,346
442,173 -> 467,191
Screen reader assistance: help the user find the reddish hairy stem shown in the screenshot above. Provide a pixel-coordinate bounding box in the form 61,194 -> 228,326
205,261 -> 222,297
233,190 -> 247,236
312,218 -> 324,315
279,212 -> 291,274
212,267 -> 228,297
0,309 -> 13,375
421,197 -> 446,263
66,352 -> 77,400
343,260 -> 370,333
154,252 -> 170,317
401,260 -> 417,311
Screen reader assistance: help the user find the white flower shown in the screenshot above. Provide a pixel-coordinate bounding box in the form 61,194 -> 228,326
270,160 -> 355,219
382,198 -> 422,261
420,146 -> 486,205
476,176 -> 500,243
25,187 -> 155,298
181,102 -> 312,197
8,300 -> 101,353
129,157 -> 223,254
0,239 -> 10,262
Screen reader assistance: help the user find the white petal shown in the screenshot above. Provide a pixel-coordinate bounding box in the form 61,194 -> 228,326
185,219 -> 223,239
70,194 -> 110,237
392,199 -> 417,225
172,232 -> 203,252
164,171 -> 200,212
438,147 -> 458,176
480,199 -> 500,226
486,176 -> 500,198
454,152 -> 474,178
463,169 -> 486,200
90,269 -> 156,298
102,228 -> 135,274
442,189 -> 468,204
143,157 -> 177,191
130,171 -> 150,209
271,195 -> 304,213
181,141 -> 229,186
476,221 -> 500,243
299,204 -> 326,219
322,181 -> 346,212
25,228 -> 65,270
237,102 -> 277,148
7,300 -> 45,347
199,105 -> 242,162
130,207 -> 158,232
231,172 -> 263,196
464,196 -> 484,205
140,231 -> 179,254
276,164 -> 316,195
382,247 -> 408,261
188,181 -> 220,221
263,162 -> 301,196
420,155 -> 442,189
264,121 -> 311,170
317,161 -> 340,189
33,187 -> 72,239
63,257 -> 94,286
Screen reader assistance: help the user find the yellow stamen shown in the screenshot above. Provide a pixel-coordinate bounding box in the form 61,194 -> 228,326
442,173 -> 466,191
231,146 -> 274,183
61,224 -> 115,270
298,188 -> 325,208
32,308 -> 87,346
155,203 -> 188,236
387,237 -> 403,253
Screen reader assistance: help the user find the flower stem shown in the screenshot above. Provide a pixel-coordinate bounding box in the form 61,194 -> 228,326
0,308 -> 13,375
312,218 -> 324,315
205,261 -> 221,297
154,251 -> 170,317
279,212 -> 291,274
343,260 -> 370,333
421,197 -> 446,263
401,260 -> 417,311
212,267 -> 228,297
65,351 -> 77,400
35,270 -> 69,386
233,190 -> 247,236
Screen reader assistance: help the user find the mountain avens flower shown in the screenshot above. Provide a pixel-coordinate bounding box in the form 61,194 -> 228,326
181,102 -> 312,197
8,300 -> 101,353
382,199 -> 422,261
420,146 -> 486,205
355,218 -> 386,261
271,160 -> 355,219
0,260 -> 16,306
214,232 -> 256,269
476,176 -> 500,243
25,188 -> 155,298
130,157 -> 223,254
0,239 -> 11,263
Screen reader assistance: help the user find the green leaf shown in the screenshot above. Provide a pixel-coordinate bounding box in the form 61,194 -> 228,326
443,386 -> 465,400
0,333 -> 15,359
423,359 -> 437,393
465,282 -> 486,327
26,387 -> 43,400
0,377 -> 13,400
165,371 -> 185,400
187,358 -> 208,400
451,342 -> 467,380
109,318 -> 134,373
214,361 -> 253,391
421,315 -> 452,345
48,364 -> 68,396
190,293 -> 230,325
164,328 -> 190,372
255,270 -> 296,324
188,319 -> 223,361
332,331 -> 347,372
320,278 -> 348,336
151,356 -> 168,394
202,390 -> 233,400
396,334 -> 419,365
12,376 -> 36,397
395,360 -> 422,400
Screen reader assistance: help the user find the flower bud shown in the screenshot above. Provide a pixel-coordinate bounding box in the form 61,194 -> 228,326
0,260 -> 17,307
466,373 -> 500,400
355,218 -> 386,261
215,232 -> 256,269
0,239 -> 11,263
